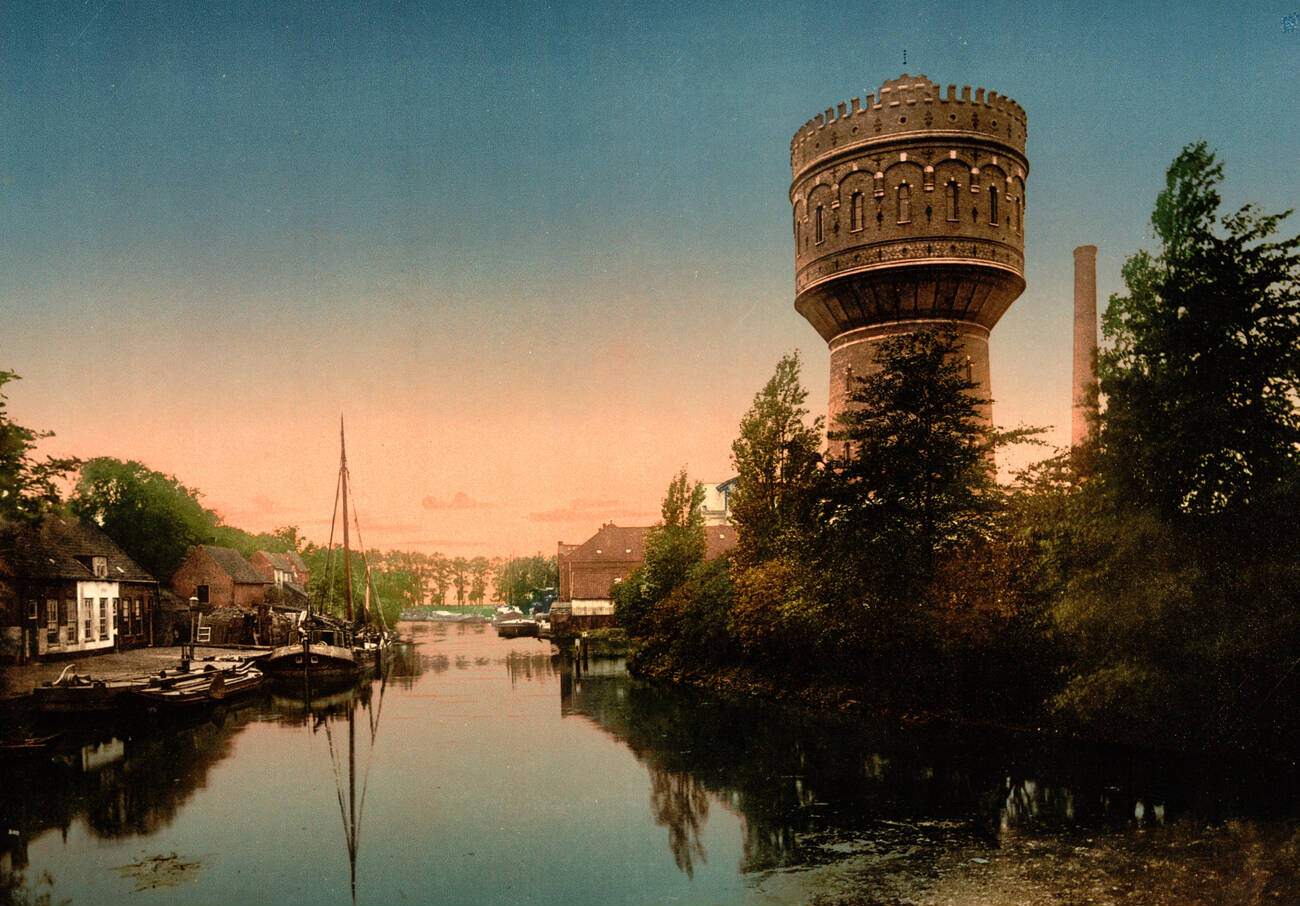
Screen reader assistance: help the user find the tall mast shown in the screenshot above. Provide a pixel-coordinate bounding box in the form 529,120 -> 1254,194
341,416 -> 354,623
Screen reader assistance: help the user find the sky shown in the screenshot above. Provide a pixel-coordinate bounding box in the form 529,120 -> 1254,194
1,0 -> 1296,557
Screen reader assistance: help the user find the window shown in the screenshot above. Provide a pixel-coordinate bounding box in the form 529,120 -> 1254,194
99,597 -> 108,638
793,212 -> 800,249
28,599 -> 38,620
83,597 -> 93,641
849,192 -> 864,231
897,183 -> 911,224
62,599 -> 74,643
1016,196 -> 1023,234
135,599 -> 143,635
814,205 -> 824,244
113,598 -> 120,633
988,186 -> 999,225
946,182 -> 960,221
196,584 -> 210,604
46,599 -> 58,645
92,556 -> 108,578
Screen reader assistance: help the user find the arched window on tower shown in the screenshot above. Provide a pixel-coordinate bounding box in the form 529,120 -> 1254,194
988,186 -> 999,225
814,205 -> 824,244
1016,196 -> 1023,235
946,181 -> 960,222
794,212 -> 801,249
849,192 -> 864,232
897,182 -> 911,224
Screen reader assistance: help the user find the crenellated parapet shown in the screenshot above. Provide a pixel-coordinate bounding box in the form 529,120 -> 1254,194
790,74 -> 1027,176
787,74 -> 1030,436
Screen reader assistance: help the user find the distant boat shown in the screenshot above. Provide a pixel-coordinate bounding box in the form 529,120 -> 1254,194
496,619 -> 540,639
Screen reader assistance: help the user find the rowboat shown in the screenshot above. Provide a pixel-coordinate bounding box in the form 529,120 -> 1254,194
127,662 -> 265,712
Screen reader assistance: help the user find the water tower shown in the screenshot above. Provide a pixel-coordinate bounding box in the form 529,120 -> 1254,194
789,74 -> 1028,440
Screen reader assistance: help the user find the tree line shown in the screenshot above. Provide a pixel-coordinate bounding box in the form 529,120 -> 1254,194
0,402 -> 556,625
615,143 -> 1300,752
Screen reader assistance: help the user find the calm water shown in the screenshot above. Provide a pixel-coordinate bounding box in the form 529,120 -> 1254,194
3,623 -> 1297,906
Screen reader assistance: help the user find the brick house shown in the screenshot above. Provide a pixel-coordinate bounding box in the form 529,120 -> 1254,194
170,545 -> 270,613
555,521 -> 739,625
250,549 -> 310,590
249,550 -> 310,591
0,512 -> 159,663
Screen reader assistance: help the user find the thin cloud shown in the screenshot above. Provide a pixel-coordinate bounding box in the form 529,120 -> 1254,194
421,491 -> 493,511
396,538 -> 489,549
527,498 -> 656,524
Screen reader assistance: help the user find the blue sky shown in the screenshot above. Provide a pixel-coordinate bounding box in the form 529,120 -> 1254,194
1,0 -> 1295,552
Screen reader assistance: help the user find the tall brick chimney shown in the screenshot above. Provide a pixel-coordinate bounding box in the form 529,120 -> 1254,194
1072,245 -> 1098,447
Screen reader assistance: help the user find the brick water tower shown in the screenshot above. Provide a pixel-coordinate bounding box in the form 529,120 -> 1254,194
789,74 -> 1028,442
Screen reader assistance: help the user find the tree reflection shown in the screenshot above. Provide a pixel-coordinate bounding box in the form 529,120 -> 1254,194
557,665 -> 1291,880
646,766 -> 709,878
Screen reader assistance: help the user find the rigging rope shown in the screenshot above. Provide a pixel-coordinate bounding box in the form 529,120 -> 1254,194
323,465 -> 344,617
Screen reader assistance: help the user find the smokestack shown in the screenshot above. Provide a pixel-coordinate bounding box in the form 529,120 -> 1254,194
1072,245 -> 1098,447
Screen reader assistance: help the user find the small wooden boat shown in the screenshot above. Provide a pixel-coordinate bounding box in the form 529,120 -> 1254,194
33,664 -> 155,714
127,663 -> 264,712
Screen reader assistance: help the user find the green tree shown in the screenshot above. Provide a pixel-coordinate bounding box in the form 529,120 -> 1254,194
0,370 -> 78,522
494,554 -> 558,608
69,457 -> 217,580
645,469 -> 706,597
451,557 -> 468,604
1043,144 -> 1300,748
828,328 -> 1027,588
729,351 -> 822,567
614,470 -> 706,636
468,556 -> 490,604
1098,141 -> 1300,519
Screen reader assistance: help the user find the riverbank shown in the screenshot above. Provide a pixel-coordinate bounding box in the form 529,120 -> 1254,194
794,819 -> 1300,906
0,645 -> 258,700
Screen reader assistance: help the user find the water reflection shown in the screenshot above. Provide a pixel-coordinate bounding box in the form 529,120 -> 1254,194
0,709 -> 251,874
270,661 -> 402,905
558,659 -> 1300,879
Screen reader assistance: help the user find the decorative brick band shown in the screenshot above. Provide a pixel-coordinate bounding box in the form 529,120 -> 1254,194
796,238 -> 1024,294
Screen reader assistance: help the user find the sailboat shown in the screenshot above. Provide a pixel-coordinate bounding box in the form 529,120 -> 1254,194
262,419 -> 363,683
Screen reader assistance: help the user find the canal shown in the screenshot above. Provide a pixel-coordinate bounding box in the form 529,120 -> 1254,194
3,623 -> 1298,905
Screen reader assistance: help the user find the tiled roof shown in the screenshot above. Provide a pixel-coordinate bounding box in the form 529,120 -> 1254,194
283,550 -> 307,572
255,550 -> 299,573
0,512 -> 156,583
571,524 -> 651,562
201,545 -> 270,584
566,522 -> 738,563
705,525 -> 739,559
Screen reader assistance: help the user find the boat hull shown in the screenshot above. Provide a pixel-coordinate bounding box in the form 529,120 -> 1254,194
496,620 -> 539,639
262,642 -> 360,681
127,666 -> 265,713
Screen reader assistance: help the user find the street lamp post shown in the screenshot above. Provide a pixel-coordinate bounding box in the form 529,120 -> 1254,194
183,596 -> 198,672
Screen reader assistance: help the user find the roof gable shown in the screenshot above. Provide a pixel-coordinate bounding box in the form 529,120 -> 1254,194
0,513 -> 156,583
200,545 -> 270,584
572,524 -> 650,562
